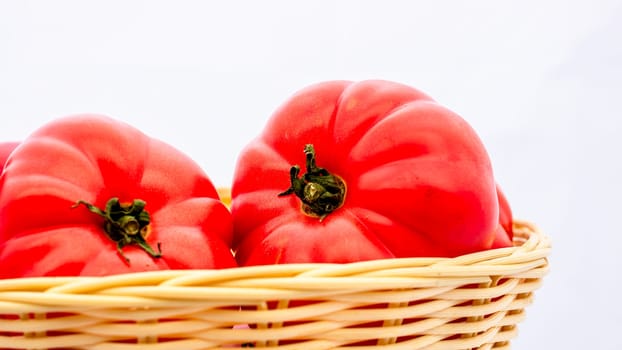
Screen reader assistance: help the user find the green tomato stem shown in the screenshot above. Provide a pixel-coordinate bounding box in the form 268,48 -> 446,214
73,197 -> 162,263
279,144 -> 346,220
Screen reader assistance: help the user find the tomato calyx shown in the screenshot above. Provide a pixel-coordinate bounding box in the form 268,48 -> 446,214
73,198 -> 162,263
279,144 -> 346,220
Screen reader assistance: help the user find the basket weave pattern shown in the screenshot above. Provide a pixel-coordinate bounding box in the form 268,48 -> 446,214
0,221 -> 550,349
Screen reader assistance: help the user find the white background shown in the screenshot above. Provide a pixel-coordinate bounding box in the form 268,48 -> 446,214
1,1 -> 621,348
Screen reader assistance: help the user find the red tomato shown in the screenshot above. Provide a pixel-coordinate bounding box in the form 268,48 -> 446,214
231,80 -> 500,265
0,115 -> 236,277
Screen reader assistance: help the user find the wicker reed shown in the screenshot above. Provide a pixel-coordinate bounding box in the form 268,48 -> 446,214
0,221 -> 550,349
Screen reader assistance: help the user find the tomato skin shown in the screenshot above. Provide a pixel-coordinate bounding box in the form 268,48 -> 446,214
0,142 -> 19,170
232,80 -> 500,266
0,115 -> 236,277
491,184 -> 514,248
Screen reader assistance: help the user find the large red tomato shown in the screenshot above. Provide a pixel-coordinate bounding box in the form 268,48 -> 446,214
231,80 -> 504,266
0,115 -> 236,277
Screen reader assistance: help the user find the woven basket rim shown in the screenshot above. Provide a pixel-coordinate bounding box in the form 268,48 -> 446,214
0,221 -> 550,295
0,220 -> 551,349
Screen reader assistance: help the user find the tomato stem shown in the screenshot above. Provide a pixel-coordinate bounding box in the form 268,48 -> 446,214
73,198 -> 162,263
279,144 -> 346,220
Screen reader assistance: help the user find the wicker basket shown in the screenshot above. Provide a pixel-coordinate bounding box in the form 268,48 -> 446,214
0,221 -> 550,349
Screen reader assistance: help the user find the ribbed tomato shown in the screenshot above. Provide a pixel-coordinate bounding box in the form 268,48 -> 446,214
0,115 -> 236,277
232,80 -> 505,266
